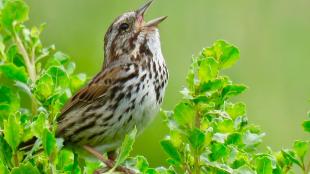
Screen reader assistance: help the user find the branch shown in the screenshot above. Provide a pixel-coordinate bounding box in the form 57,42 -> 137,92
13,29 -> 38,114
305,159 -> 310,174
13,32 -> 36,82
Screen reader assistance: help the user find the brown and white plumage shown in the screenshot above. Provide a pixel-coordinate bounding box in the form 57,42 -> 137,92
56,1 -> 168,152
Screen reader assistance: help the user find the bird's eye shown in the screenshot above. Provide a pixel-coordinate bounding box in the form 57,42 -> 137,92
119,23 -> 129,31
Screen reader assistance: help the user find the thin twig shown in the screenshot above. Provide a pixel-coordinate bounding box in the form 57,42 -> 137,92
13,153 -> 19,167
13,32 -> 36,82
192,88 -> 201,174
0,48 -> 8,61
35,52 -> 49,64
31,42 -> 38,65
305,159 -> 310,174
13,29 -> 38,115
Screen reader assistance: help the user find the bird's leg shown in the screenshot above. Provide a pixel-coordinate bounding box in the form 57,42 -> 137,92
83,145 -> 114,168
82,145 -> 135,174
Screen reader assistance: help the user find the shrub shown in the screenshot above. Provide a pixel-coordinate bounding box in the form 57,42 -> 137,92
0,0 -> 309,173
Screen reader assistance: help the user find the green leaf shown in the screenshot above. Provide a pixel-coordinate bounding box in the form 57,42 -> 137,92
293,140 -> 309,161
30,24 -> 44,39
281,149 -> 302,168
0,136 -> 12,168
173,102 -> 195,126
31,112 -> 47,137
46,66 -> 70,88
206,162 -> 233,174
66,61 -> 76,75
34,73 -> 54,101
186,69 -> 195,90
0,38 -> 5,61
203,40 -> 240,69
53,52 -> 70,65
234,165 -> 255,174
158,167 -> 175,174
198,57 -> 219,83
3,114 -> 21,152
188,128 -> 205,150
45,52 -> 76,75
84,160 -> 101,174
231,158 -> 247,169
186,56 -> 199,89
135,156 -> 149,172
226,133 -> 242,146
302,120 -> 310,133
72,152 -> 81,174
199,78 -> 225,93
243,131 -> 264,148
255,155 -> 273,174
225,102 -> 246,120
57,149 -> 73,170
169,130 -> 183,148
70,73 -> 87,92
192,95 -> 210,104
45,89 -> 71,116
0,160 -> 9,174
42,128 -> 56,157
7,45 -> 24,67
114,127 -> 137,167
209,142 -> 229,161
222,84 -> 247,99
10,162 -> 40,174
217,119 -> 234,133
145,168 -> 157,174
0,85 -> 20,118
160,139 -> 182,164
0,63 -> 28,83
1,0 -> 29,29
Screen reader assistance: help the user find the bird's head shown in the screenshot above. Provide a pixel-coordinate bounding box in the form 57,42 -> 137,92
103,0 -> 167,67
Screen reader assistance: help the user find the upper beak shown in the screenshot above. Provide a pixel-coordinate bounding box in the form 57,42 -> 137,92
136,0 -> 167,28
136,0 -> 153,18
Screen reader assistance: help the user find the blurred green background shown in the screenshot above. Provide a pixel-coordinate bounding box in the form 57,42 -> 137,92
25,0 -> 310,166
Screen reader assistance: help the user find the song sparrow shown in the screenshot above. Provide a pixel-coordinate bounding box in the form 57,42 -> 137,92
56,0 -> 168,172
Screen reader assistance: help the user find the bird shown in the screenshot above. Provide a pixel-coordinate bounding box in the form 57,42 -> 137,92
55,0 -> 168,173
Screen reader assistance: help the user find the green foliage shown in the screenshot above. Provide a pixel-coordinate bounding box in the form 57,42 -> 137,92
160,139 -> 182,164
113,127 -> 137,169
303,120 -> 310,133
0,0 -> 88,173
1,0 -> 29,30
156,40 -> 310,174
0,0 -> 309,174
0,63 -> 28,83
10,163 -> 40,174
255,155 -> 273,174
3,114 -> 21,152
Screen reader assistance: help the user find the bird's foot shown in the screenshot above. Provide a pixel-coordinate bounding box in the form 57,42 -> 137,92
83,145 -> 135,174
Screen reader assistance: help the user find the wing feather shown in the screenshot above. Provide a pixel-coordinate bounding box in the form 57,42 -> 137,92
57,63 -> 137,121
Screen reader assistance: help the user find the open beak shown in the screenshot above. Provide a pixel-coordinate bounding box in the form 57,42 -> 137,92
144,16 -> 167,27
136,0 -> 153,17
136,0 -> 167,28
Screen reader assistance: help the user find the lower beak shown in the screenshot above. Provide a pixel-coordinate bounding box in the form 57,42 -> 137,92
144,16 -> 168,27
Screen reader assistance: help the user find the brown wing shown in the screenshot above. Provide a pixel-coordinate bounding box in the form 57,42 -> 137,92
57,64 -> 134,122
